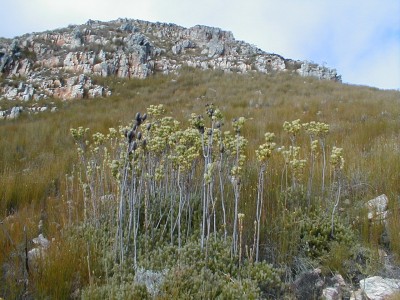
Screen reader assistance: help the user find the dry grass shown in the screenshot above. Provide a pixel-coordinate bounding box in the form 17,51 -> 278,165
1,69 -> 399,297
388,292 -> 400,300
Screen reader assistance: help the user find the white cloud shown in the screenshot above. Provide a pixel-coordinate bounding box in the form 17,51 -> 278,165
341,40 -> 400,89
0,0 -> 399,89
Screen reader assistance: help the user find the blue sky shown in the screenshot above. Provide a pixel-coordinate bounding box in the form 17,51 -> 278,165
1,0 -> 399,90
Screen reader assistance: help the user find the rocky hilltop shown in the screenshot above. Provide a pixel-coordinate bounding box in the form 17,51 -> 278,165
0,18 -> 341,118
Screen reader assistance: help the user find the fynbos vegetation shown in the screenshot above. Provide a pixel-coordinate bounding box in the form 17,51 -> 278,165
1,69 -> 399,298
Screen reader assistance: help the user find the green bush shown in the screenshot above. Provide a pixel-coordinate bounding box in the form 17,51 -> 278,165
300,211 -> 354,260
140,236 -> 283,299
242,261 -> 285,298
82,282 -> 149,300
160,266 -> 223,299
219,278 -> 260,300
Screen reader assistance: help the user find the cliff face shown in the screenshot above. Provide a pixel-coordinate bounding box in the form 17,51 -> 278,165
0,18 -> 341,107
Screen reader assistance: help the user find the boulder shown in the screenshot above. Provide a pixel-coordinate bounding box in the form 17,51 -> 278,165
8,106 -> 22,119
27,247 -> 43,261
322,287 -> 340,300
208,40 -> 225,57
10,58 -> 32,77
292,268 -> 324,299
298,61 -> 341,81
88,86 -> 104,98
360,276 -> 400,300
0,53 -> 13,73
71,84 -> 84,99
28,234 -> 50,262
4,87 -> 18,99
125,33 -> 151,53
22,84 -> 35,101
32,233 -> 50,248
172,39 -> 195,55
71,27 -> 83,48
366,194 -> 388,221
322,274 -> 350,300
120,22 -> 136,32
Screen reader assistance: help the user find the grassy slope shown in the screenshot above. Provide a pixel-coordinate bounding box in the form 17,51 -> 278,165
1,70 -> 399,212
1,69 -> 399,297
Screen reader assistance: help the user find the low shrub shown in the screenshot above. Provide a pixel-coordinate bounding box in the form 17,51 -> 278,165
300,211 -> 355,260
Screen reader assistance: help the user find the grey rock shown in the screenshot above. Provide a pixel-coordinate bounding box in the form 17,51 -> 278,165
28,247 -> 43,261
0,53 -> 13,73
186,25 -> 234,45
32,233 -> 50,248
4,86 -> 18,99
93,62 -> 109,77
9,106 -> 22,119
322,274 -> 350,300
71,84 -> 84,98
172,39 -> 195,55
78,74 -> 87,85
208,40 -> 224,57
28,234 -> 51,264
22,84 -> 35,101
125,33 -> 150,52
33,93 -> 46,101
0,18 -> 342,105
10,58 -> 32,77
292,268 -> 324,299
298,61 -> 341,81
331,274 -> 346,287
360,276 -> 400,300
201,48 -> 208,55
367,194 -> 388,221
71,27 -> 83,48
88,86 -> 104,98
98,49 -> 107,62
10,39 -> 20,53
322,287 -> 340,300
120,22 -> 136,32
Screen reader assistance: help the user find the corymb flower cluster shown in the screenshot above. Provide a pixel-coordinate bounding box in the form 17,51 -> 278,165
256,132 -> 276,163
330,146 -> 345,170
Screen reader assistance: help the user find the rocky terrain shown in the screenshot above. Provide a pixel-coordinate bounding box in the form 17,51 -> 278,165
0,18 -> 341,119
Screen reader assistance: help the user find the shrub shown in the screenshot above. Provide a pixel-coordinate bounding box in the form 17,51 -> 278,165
242,261 -> 285,298
300,211 -> 355,260
82,282 -> 149,300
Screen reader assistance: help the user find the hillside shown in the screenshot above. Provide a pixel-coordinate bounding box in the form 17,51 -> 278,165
1,20 -> 400,300
1,18 -> 340,119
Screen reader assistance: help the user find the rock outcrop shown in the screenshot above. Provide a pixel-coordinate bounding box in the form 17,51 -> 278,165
366,194 -> 388,221
354,276 -> 400,300
292,268 -> 325,299
28,233 -> 50,262
0,18 -> 341,113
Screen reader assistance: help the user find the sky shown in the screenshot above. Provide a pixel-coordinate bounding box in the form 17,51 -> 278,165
1,0 -> 399,90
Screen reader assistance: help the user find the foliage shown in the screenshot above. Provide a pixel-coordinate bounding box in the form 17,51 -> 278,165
1,69 -> 400,298
154,237 -> 282,299
300,211 -> 354,260
82,279 -> 149,300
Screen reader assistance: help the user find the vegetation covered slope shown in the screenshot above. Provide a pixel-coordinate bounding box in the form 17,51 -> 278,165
0,69 -> 399,298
